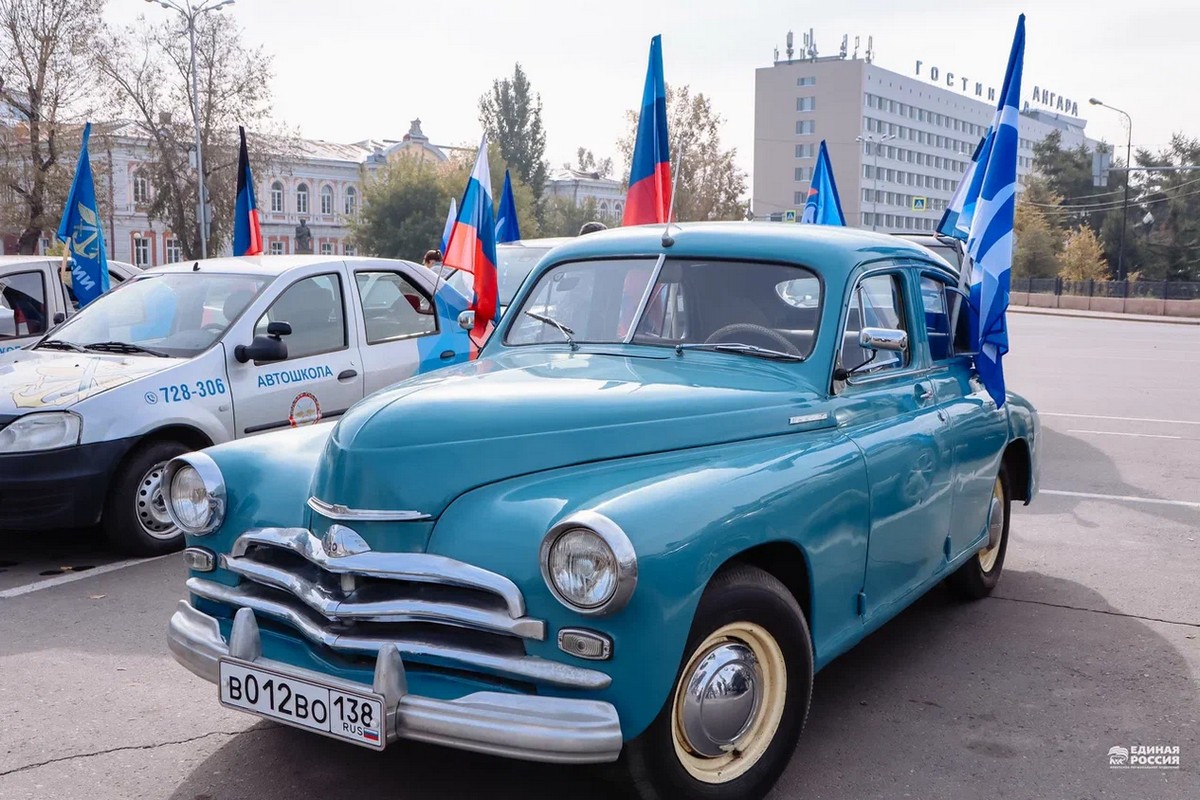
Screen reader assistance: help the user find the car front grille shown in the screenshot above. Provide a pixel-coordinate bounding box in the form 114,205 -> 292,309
187,527 -> 609,691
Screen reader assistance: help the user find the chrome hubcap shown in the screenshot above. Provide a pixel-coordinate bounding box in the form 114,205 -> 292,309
978,479 -> 1004,573
679,642 -> 762,757
137,462 -> 177,538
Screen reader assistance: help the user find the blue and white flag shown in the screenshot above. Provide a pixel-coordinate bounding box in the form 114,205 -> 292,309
801,140 -> 846,226
495,169 -> 521,243
440,197 -> 457,254
965,14 -> 1025,408
57,122 -> 109,307
937,133 -> 988,241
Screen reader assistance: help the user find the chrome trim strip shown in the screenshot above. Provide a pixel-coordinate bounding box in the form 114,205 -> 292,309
230,528 -> 526,618
220,555 -> 546,640
307,496 -> 431,522
186,579 -> 606,690
167,601 -> 622,764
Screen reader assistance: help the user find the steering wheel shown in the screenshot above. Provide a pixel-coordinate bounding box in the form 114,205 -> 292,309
704,323 -> 803,356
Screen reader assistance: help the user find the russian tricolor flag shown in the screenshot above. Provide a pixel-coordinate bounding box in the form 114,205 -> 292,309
444,137 -> 497,343
623,35 -> 671,226
233,126 -> 263,256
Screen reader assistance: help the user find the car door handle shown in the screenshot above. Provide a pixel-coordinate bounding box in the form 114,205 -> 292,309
337,369 -> 358,381
440,350 -> 456,360
914,383 -> 933,403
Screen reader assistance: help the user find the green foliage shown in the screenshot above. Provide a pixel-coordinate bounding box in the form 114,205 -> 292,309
479,63 -> 549,203
1013,182 -> 1062,279
569,148 -> 613,178
541,196 -> 602,238
1058,226 -> 1111,280
1130,135 -> 1200,281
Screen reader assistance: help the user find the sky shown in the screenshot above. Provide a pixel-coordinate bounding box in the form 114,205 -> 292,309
105,0 -> 1200,187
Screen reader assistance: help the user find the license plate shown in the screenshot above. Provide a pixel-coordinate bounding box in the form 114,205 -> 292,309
218,659 -> 386,750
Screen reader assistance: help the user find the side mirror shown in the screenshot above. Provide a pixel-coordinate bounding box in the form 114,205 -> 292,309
235,321 -> 291,364
457,310 -> 475,331
858,327 -> 908,352
53,312 -> 66,324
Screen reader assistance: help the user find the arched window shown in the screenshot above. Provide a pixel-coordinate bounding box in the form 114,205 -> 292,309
344,186 -> 358,216
296,183 -> 309,215
599,201 -> 609,215
320,185 -> 334,216
270,181 -> 283,213
614,201 -> 623,217
133,171 -> 150,204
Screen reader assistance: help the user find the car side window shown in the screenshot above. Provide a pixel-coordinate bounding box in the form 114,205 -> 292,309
255,273 -> 346,360
0,270 -> 48,338
920,276 -> 954,361
354,271 -> 437,343
841,273 -> 908,374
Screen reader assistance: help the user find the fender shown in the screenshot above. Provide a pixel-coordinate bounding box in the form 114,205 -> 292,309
1003,390 -> 1040,502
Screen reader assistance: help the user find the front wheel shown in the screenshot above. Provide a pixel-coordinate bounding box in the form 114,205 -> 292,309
102,439 -> 191,556
946,467 -> 1011,599
616,564 -> 813,800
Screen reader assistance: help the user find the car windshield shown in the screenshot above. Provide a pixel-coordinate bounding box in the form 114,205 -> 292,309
505,257 -> 822,359
444,244 -> 554,307
40,273 -> 268,358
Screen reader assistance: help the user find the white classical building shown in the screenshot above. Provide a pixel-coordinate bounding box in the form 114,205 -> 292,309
14,119 -> 453,266
544,168 -> 626,222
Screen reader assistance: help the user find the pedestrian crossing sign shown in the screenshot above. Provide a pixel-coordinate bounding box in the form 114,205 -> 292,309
912,196 -> 928,212
784,209 -> 797,222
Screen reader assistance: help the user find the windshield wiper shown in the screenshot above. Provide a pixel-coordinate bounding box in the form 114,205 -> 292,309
84,341 -> 171,358
675,342 -> 805,361
34,338 -> 88,353
525,310 -> 578,351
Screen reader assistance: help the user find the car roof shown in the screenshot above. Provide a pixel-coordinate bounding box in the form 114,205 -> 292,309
144,255 -> 417,278
499,237 -> 573,250
537,222 -> 945,277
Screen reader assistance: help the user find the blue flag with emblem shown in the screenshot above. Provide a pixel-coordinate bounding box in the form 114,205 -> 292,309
56,122 -> 109,307
938,132 -> 988,241
801,140 -> 846,226
964,14 -> 1025,409
495,169 -> 521,243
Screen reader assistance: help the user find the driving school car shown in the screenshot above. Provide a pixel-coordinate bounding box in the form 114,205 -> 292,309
0,255 -> 470,555
0,255 -> 141,353
165,223 -> 1038,800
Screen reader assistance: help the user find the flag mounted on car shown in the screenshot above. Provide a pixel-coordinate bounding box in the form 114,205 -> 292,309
801,140 -> 846,226
495,170 -> 521,244
234,126 -> 263,256
56,122 -> 109,307
623,35 -> 671,226
444,137 -> 498,344
441,197 -> 457,254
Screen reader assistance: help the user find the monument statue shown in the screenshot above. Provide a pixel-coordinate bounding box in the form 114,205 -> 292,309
295,219 -> 313,254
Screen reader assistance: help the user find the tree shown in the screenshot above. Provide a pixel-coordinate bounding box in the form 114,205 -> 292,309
0,0 -> 102,253
1058,226 -> 1110,280
540,196 -> 601,238
1013,199 -> 1061,279
95,12 -> 275,260
1126,135 -> 1200,281
479,63 -> 548,203
567,147 -> 612,178
618,85 -> 747,222
348,155 -> 448,260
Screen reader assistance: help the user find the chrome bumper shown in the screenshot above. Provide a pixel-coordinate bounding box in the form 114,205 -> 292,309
168,600 -> 623,764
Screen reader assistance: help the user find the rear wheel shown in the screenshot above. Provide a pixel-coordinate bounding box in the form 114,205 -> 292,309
616,564 -> 813,800
947,467 -> 1011,599
102,439 -> 190,556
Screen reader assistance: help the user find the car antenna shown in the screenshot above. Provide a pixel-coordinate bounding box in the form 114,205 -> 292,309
661,142 -> 685,248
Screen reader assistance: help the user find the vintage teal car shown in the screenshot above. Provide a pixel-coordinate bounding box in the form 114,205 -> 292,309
165,223 -> 1038,800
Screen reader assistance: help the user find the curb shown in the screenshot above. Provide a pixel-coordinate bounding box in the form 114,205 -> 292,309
1009,306 -> 1200,326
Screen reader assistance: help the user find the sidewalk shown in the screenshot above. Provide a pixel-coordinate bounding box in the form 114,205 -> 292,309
1009,305 -> 1200,325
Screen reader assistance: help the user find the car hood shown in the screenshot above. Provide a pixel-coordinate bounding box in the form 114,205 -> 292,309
0,349 -> 173,412
311,348 -> 830,519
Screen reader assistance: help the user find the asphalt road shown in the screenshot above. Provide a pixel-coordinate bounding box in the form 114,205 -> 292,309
1,312 -> 1197,800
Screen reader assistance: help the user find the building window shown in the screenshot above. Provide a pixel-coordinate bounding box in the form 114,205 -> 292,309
797,76 -> 816,86
296,183 -> 309,215
270,181 -> 283,213
796,96 -> 815,112
344,244 -> 356,256
794,191 -> 806,205
795,119 -> 815,135
165,238 -> 181,263
794,167 -> 808,182
795,143 -> 814,158
133,172 -> 150,205
321,242 -> 333,255
134,236 -> 151,267
270,241 -> 284,255
320,185 -> 334,216
344,186 -> 358,216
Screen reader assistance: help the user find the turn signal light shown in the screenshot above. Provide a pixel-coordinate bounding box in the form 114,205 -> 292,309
557,628 -> 612,660
183,547 -> 216,572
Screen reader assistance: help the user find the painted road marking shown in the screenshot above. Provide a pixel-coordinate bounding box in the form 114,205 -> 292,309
0,556 -> 170,599
1068,429 -> 1184,440
1040,490 -> 1200,509
1042,412 -> 1200,426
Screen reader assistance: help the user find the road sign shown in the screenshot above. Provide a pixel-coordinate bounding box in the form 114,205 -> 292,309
784,209 -> 797,222
912,196 -> 928,212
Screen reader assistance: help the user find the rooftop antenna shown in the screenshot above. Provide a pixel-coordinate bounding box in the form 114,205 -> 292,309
774,45 -> 779,64
785,30 -> 794,62
661,137 -> 686,248
865,35 -> 874,64
807,28 -> 818,59
853,35 -> 860,59
840,34 -> 848,59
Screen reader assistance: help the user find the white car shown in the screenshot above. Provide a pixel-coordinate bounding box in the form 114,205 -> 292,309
0,255 -> 471,555
0,256 -> 140,353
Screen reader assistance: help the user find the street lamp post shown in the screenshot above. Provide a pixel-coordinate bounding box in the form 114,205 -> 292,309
1089,97 -> 1132,282
145,0 -> 236,260
856,133 -> 896,231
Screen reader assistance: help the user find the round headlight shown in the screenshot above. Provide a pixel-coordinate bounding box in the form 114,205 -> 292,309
163,454 -> 225,535
540,512 -> 638,615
